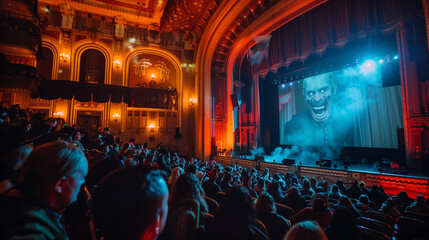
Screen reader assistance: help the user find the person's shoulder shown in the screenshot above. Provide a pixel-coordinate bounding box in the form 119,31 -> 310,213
248,225 -> 270,240
9,207 -> 67,240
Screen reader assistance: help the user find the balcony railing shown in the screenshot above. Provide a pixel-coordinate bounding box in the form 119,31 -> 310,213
33,79 -> 177,109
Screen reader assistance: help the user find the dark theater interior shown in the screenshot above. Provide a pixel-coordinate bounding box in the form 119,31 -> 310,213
1,0 -> 429,239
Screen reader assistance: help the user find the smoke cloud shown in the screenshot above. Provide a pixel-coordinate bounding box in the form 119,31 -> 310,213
250,145 -> 342,166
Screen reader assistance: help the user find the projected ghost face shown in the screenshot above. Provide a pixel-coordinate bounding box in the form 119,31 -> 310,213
303,74 -> 336,123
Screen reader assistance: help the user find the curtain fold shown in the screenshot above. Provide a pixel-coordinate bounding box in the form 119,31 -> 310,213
255,0 -> 423,77
354,85 -> 403,148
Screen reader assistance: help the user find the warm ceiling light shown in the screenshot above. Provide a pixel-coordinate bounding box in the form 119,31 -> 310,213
59,53 -> 70,63
53,111 -> 64,117
113,59 -> 121,69
112,113 -> 120,121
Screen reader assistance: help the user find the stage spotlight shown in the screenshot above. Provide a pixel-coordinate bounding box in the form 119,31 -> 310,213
281,84 -> 286,88
361,60 -> 376,75
378,59 -> 384,64
393,55 -> 398,60
289,82 -> 293,86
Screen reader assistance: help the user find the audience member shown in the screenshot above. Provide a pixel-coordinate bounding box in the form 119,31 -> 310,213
346,180 -> 361,199
290,193 -> 333,228
325,206 -> 359,240
242,172 -> 258,198
266,180 -> 284,203
284,220 -> 328,240
335,179 -> 347,195
359,181 -> 369,195
85,155 -> 124,192
71,130 -> 86,152
310,177 -> 318,191
91,166 -> 168,240
0,143 -> 32,183
406,195 -> 429,214
207,186 -> 269,240
301,178 -> 315,197
195,171 -> 205,183
337,196 -> 362,219
368,184 -> 383,209
219,172 -> 233,192
186,163 -> 198,175
255,192 -> 290,240
160,174 -> 207,240
319,180 -> 329,193
283,186 -> 307,213
254,178 -> 266,196
328,184 -> 340,200
202,170 -> 222,200
380,198 -> 401,222
356,195 -> 373,213
1,141 -> 88,240
394,191 -> 415,206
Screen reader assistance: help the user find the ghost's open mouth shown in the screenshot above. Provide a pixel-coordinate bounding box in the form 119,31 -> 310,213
312,104 -> 328,120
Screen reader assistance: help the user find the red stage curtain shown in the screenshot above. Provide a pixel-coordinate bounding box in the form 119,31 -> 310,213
255,0 -> 423,77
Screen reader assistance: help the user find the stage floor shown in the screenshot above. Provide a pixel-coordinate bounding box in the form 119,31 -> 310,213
236,155 -> 429,177
215,155 -> 429,198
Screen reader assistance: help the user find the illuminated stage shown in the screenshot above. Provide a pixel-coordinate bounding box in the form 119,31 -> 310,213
212,155 -> 429,199
227,6 -> 429,200
233,44 -> 429,199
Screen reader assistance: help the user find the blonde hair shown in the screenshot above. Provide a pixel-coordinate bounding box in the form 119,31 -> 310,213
285,221 -> 328,240
18,141 -> 87,194
168,167 -> 184,186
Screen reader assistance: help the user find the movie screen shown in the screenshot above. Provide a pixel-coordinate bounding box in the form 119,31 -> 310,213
279,61 -> 403,148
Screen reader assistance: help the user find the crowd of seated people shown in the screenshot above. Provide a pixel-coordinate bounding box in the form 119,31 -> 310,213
0,104 -> 429,240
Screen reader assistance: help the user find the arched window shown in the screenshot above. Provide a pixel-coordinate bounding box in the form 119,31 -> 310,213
79,49 -> 105,84
37,47 -> 53,80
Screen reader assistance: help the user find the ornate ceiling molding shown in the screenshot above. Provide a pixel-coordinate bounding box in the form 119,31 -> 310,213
38,0 -> 167,26
161,0 -> 221,38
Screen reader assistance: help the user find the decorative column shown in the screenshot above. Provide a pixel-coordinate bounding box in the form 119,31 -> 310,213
58,3 -> 73,81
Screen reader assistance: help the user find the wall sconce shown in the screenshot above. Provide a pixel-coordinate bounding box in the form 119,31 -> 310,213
181,62 -> 195,72
112,113 -> 120,121
148,123 -> 156,129
59,53 -> 70,63
53,111 -> 64,118
113,59 -> 121,69
189,98 -> 197,105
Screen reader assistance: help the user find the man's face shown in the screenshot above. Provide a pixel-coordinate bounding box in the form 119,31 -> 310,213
60,164 -> 88,207
303,74 -> 336,123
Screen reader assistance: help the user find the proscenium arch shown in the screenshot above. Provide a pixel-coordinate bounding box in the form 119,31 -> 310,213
41,39 -> 60,80
123,47 -> 183,127
196,0 -> 327,160
71,41 -> 113,84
